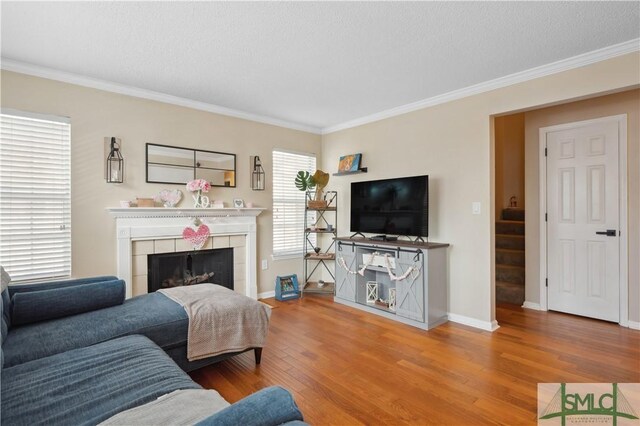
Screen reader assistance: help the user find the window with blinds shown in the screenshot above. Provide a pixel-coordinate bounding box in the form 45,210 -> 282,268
272,150 -> 316,258
0,111 -> 71,282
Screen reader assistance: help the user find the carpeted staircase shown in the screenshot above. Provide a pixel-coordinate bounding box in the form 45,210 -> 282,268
496,208 -> 525,305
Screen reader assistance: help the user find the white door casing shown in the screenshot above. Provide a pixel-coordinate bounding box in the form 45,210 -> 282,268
539,115 -> 628,324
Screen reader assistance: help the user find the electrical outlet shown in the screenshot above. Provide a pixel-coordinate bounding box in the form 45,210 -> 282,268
261,259 -> 268,270
472,202 -> 481,215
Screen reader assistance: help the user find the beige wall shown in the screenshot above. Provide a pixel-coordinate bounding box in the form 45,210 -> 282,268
2,52 -> 639,325
0,70 -> 322,295
322,53 -> 640,325
494,113 -> 525,215
524,89 -> 640,323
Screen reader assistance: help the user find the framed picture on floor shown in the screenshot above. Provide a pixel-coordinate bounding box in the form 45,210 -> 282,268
275,274 -> 300,301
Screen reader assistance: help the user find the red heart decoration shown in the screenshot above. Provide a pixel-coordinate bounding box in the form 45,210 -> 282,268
182,224 -> 210,249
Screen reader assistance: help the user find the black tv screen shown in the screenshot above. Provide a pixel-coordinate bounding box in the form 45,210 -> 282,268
350,175 -> 429,237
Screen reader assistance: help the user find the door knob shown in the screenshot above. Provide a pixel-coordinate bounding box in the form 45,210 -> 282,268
595,229 -> 617,237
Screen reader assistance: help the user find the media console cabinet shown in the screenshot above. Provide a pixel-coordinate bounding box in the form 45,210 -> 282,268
334,237 -> 449,330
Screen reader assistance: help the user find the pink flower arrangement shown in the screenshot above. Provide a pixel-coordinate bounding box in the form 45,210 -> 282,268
186,179 -> 211,193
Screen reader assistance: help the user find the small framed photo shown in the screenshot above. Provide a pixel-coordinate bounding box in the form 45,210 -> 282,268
233,198 -> 244,208
275,274 -> 300,301
338,153 -> 362,172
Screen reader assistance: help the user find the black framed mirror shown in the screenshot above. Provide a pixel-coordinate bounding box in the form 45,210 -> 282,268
146,143 -> 236,187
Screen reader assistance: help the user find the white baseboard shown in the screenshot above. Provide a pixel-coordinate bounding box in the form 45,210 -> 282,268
448,313 -> 500,332
258,290 -> 275,300
522,301 -> 543,310
628,320 -> 640,330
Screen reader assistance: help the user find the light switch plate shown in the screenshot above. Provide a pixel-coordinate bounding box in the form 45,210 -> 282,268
472,202 -> 481,215
261,259 -> 268,270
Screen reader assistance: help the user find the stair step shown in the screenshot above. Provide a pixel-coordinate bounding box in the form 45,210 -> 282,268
496,281 -> 524,305
496,264 -> 525,284
496,248 -> 525,266
502,208 -> 525,221
496,234 -> 525,250
496,220 -> 525,235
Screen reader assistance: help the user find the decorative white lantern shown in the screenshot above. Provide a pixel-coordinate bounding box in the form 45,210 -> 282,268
388,288 -> 396,311
366,281 -> 378,304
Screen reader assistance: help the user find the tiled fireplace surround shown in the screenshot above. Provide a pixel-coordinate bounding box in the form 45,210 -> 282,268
131,236 -> 244,296
107,208 -> 264,299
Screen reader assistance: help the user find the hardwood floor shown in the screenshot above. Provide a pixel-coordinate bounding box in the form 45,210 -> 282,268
190,297 -> 640,425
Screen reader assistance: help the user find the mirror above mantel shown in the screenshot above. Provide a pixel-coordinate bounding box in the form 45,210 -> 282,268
146,143 -> 236,187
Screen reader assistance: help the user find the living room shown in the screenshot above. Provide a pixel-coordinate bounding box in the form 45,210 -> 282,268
1,2 -> 639,425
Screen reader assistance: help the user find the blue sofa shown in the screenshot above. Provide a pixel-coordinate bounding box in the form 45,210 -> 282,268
3,276 -> 260,371
1,273 -> 304,425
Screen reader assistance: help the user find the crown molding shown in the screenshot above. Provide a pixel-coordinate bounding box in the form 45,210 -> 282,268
321,38 -> 640,134
3,38 -> 638,136
0,58 -> 322,135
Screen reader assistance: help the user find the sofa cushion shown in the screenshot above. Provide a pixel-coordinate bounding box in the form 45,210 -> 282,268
3,292 -> 188,367
7,275 -> 119,296
195,386 -> 305,426
11,279 -> 126,326
1,335 -> 200,426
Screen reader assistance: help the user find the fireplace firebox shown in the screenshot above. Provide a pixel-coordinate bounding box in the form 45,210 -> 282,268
147,248 -> 233,293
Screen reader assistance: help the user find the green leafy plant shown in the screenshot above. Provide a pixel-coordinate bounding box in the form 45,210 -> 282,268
295,171 -> 316,192
295,170 -> 330,201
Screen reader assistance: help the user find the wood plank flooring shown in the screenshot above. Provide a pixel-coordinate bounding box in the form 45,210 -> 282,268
189,297 -> 640,425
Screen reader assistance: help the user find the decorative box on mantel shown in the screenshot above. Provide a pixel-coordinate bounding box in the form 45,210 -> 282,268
107,207 -> 265,299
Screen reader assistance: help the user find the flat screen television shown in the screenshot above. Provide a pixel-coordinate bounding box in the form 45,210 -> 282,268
350,175 -> 429,238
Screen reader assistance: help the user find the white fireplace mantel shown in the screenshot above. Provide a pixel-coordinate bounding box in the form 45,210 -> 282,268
107,207 -> 265,299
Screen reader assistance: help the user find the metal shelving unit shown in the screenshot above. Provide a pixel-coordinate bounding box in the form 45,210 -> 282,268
302,190 -> 337,296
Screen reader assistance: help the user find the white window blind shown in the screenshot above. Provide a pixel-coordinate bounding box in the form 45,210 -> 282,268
0,112 -> 71,282
272,150 -> 316,258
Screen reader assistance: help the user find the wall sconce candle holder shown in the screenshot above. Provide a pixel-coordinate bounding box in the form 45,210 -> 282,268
251,156 -> 265,191
106,137 -> 124,183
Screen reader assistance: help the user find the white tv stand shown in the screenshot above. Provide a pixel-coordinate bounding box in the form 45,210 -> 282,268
334,237 -> 449,330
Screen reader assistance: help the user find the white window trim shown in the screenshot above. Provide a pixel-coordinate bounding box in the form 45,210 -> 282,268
271,253 -> 302,261
1,108 -> 70,124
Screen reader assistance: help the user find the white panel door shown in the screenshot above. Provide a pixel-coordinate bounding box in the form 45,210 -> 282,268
546,119 -> 620,322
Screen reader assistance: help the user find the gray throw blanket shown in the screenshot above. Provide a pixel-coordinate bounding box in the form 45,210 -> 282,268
99,389 -> 230,425
159,284 -> 271,361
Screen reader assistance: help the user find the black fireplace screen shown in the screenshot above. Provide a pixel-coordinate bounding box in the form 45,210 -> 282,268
147,248 -> 234,293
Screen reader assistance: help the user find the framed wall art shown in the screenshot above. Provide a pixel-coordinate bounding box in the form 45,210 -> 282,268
338,153 -> 362,172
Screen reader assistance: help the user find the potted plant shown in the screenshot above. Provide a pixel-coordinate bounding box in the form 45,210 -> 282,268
295,169 -> 329,208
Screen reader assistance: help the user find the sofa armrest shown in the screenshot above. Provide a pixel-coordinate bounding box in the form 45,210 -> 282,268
8,276 -> 118,297
11,279 -> 125,326
195,386 -> 304,426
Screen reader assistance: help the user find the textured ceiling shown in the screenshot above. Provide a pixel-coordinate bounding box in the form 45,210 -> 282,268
1,2 -> 639,131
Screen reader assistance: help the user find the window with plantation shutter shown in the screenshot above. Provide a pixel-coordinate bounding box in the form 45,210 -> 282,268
0,111 -> 71,282
272,150 -> 316,258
